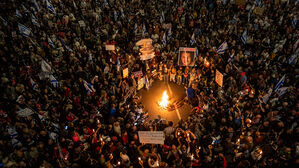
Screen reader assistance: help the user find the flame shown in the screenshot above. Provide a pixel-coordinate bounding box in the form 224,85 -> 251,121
159,91 -> 169,108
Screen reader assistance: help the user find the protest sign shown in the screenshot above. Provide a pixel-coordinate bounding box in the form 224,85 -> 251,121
123,68 -> 128,78
215,69 -> 223,87
105,45 -> 115,51
178,47 -> 196,66
138,131 -> 165,144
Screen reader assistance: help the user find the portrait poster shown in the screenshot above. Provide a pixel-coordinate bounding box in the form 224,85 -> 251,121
215,69 -> 223,87
105,44 -> 115,51
178,47 -> 196,66
123,68 -> 129,78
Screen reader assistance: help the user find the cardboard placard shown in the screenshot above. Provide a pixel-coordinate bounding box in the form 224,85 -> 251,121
105,45 -> 115,51
138,131 -> 165,144
178,47 -> 196,66
215,69 -> 223,87
133,71 -> 143,78
123,68 -> 128,78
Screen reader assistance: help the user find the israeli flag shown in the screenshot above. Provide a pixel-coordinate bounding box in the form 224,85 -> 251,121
7,126 -> 22,148
41,59 -> 52,73
49,75 -> 59,88
228,52 -> 235,63
274,74 -> 285,92
30,77 -> 38,91
142,23 -> 146,38
162,32 -> 167,46
18,23 -> 31,37
116,57 -> 121,71
167,27 -> 172,40
0,16 -> 7,26
16,9 -> 22,18
190,33 -> 196,45
60,39 -> 73,52
32,0 -> 40,12
31,14 -> 40,27
22,5 -> 30,14
276,87 -> 288,97
114,10 -> 118,21
104,0 -> 108,7
216,41 -> 228,54
134,23 -> 138,35
160,11 -> 165,23
46,0 -> 55,13
255,0 -> 262,7
83,80 -> 95,94
121,8 -> 125,18
288,53 -> 297,64
48,37 -> 54,47
241,29 -> 248,44
259,88 -> 272,104
292,17 -> 297,29
248,4 -> 255,22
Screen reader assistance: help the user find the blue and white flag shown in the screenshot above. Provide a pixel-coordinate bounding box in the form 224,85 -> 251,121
276,87 -> 288,97
104,0 -> 108,7
83,80 -> 95,94
292,17 -> 297,29
160,11 -> 165,23
259,88 -> 272,104
162,32 -> 167,46
121,8 -> 125,18
60,39 -> 73,52
228,52 -> 234,63
241,29 -> 248,44
248,4 -> 255,22
41,59 -> 52,73
116,57 -> 121,71
0,16 -> 7,26
190,33 -> 196,45
22,5 -> 30,14
30,77 -> 38,91
288,53 -> 297,64
167,27 -> 172,40
46,0 -> 55,13
16,9 -> 22,18
48,37 -> 54,47
216,41 -> 228,54
114,10 -> 118,21
32,0 -> 40,12
142,23 -> 146,37
49,75 -> 59,88
18,23 -> 31,37
274,74 -> 285,92
255,0 -> 262,7
7,126 -> 22,148
134,23 -> 138,35
31,14 -> 40,27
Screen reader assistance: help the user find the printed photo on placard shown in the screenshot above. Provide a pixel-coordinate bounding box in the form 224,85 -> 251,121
178,47 -> 196,66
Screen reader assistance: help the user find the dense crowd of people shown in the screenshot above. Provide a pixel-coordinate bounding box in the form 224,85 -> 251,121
0,0 -> 298,167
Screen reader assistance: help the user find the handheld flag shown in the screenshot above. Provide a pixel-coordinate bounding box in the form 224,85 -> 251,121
0,16 -> 7,26
16,9 -> 22,18
255,0 -> 262,7
41,59 -> 52,73
48,37 -> 54,47
121,8 -> 125,18
114,10 -> 118,21
160,11 -> 165,23
274,75 -> 285,92
162,32 -> 166,46
134,23 -> 138,35
18,23 -> 31,37
241,29 -> 248,44
49,75 -> 59,88
276,87 -> 288,97
292,17 -> 297,29
142,23 -> 146,38
31,14 -> 40,27
30,77 -> 38,91
32,0 -> 40,12
22,5 -> 30,14
190,33 -> 196,45
288,53 -> 297,65
216,42 -> 228,54
116,57 -> 121,71
259,88 -> 272,104
228,52 -> 235,63
167,27 -> 172,40
46,0 -> 55,14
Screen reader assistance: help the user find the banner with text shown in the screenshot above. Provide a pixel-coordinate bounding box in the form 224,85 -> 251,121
138,131 -> 165,144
